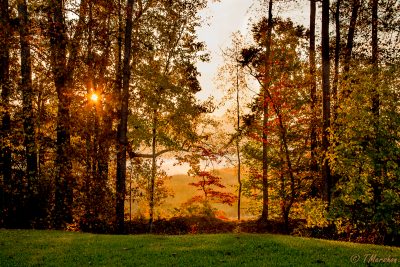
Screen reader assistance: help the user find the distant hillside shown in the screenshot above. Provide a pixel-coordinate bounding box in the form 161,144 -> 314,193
161,167 -> 256,219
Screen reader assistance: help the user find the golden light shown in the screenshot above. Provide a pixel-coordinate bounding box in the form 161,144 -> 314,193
90,92 -> 99,102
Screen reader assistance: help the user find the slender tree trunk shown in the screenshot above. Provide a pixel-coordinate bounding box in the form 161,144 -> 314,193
113,0 -> 123,228
331,0 -> 341,188
149,109 -> 157,232
92,105 -> 99,193
236,59 -> 242,221
84,0 -> 94,219
281,128 -> 295,233
98,109 -> 112,191
333,0 -> 341,123
0,0 -> 11,225
261,0 -> 273,223
309,0 -> 318,191
18,0 -> 39,223
343,0 -> 361,98
321,0 -> 331,205
97,16 -> 112,215
371,0 -> 378,115
88,2 -> 99,195
37,89 -> 43,185
109,0 -> 123,192
264,91 -> 295,233
277,111 -> 295,234
116,0 -> 135,234
129,163 -> 133,223
114,0 -> 123,99
84,103 -> 92,218
279,157 -> 286,229
283,209 -> 290,233
371,0 -> 381,216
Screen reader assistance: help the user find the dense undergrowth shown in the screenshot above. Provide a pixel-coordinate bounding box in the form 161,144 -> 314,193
74,215 -> 400,247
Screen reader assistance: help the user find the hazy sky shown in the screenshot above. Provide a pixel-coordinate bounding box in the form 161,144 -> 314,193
195,0 -> 254,103
194,0 -> 309,106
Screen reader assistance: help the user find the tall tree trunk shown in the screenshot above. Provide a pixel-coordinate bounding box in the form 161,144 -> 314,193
97,15 -> 113,217
331,0 -> 341,188
263,86 -> 296,233
95,15 -> 112,219
116,0 -> 135,234
84,0 -> 94,220
98,108 -> 112,194
149,109 -> 157,232
48,0 -> 72,228
0,0 -> 11,225
333,0 -> 341,123
110,0 -> 123,197
371,0 -> 378,115
236,58 -> 242,221
278,117 -> 295,234
321,0 -> 331,205
309,0 -> 318,193
18,0 -> 38,221
261,0 -> 273,222
48,0 -> 87,228
114,0 -> 123,100
343,0 -> 361,98
371,0 -> 381,217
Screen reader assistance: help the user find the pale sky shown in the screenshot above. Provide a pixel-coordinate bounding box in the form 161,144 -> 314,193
195,0 -> 309,106
195,0 -> 255,103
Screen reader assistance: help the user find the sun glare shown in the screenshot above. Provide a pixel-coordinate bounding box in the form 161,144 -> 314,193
90,93 -> 99,102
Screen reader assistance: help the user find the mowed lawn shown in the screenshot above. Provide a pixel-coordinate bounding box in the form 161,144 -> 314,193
0,230 -> 399,266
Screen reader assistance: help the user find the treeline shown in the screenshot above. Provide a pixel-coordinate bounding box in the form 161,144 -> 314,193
220,0 -> 400,244
1,0 -> 400,245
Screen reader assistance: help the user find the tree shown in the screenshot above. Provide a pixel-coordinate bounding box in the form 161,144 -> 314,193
182,140 -> 237,215
321,0 -> 331,205
219,32 -> 250,220
370,0 -> 378,113
115,0 -> 135,234
18,0 -> 38,215
332,0 -> 341,123
0,0 -> 11,225
309,0 -> 318,188
47,0 -> 70,227
343,0 -> 361,75
48,0 -> 87,228
370,0 -> 380,226
240,17 -> 311,230
261,0 -> 273,222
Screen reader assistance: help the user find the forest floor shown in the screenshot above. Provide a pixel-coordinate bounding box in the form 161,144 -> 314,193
0,229 -> 399,266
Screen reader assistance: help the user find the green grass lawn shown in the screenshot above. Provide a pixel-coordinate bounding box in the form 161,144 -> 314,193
0,230 -> 399,266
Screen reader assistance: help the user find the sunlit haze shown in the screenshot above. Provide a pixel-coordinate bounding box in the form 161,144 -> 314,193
161,1 -> 309,176
90,92 -> 99,102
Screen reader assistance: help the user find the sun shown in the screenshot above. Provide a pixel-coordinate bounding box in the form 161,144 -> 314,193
90,92 -> 99,102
